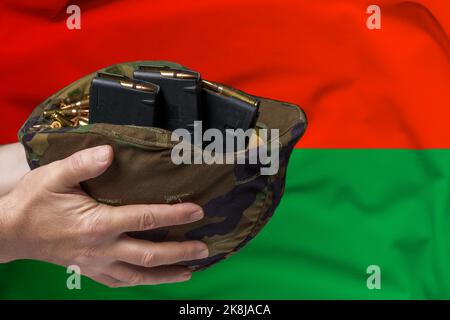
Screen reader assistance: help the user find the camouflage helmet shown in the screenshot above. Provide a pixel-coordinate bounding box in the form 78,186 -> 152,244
18,61 -> 307,271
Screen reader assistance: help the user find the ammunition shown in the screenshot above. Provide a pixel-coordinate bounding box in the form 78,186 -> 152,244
44,109 -> 89,118
202,80 -> 259,108
138,66 -> 197,79
32,124 -> 51,130
135,83 -> 154,92
120,81 -> 155,92
97,73 -> 156,92
71,118 -> 79,127
50,121 -> 62,129
120,81 -> 134,89
43,110 -> 54,118
51,112 -> 73,127
60,96 -> 90,110
160,70 -> 197,79
41,94 -> 91,128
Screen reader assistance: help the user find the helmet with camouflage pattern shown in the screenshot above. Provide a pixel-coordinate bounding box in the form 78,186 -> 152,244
18,61 -> 307,271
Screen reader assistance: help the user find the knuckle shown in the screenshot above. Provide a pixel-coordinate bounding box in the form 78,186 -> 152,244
140,210 -> 157,230
81,212 -> 108,240
92,212 -> 108,234
70,152 -> 85,173
141,250 -> 156,267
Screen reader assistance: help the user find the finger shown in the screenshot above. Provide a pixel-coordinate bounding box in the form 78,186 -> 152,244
105,262 -> 192,286
44,145 -> 113,191
90,274 -> 124,288
107,202 -> 204,234
111,235 -> 209,268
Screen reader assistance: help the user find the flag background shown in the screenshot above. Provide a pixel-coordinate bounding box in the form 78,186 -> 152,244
0,0 -> 449,299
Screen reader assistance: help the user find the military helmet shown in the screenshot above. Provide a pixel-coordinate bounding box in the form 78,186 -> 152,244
18,61 -> 307,270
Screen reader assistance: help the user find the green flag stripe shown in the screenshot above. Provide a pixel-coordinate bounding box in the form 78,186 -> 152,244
1,149 -> 449,299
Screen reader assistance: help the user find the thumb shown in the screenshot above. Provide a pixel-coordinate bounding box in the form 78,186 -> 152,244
45,145 -> 113,191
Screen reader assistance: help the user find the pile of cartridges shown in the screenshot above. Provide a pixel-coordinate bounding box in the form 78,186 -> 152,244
35,96 -> 90,129
37,65 -> 260,136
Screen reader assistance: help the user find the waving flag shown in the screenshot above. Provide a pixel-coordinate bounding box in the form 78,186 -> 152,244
0,0 -> 449,298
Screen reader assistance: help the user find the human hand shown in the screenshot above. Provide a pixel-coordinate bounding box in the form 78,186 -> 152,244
0,145 -> 208,287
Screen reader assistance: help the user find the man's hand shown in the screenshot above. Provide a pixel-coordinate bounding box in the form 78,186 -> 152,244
0,145 -> 208,287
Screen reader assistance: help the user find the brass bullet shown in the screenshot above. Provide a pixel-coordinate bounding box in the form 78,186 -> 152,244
160,71 -> 175,78
202,80 -> 259,108
71,118 -> 79,127
135,83 -> 154,92
32,124 -> 51,130
51,121 -> 62,129
120,81 -> 134,88
51,112 -> 72,127
97,72 -> 155,92
160,70 -> 197,79
44,108 -> 89,119
138,66 -> 197,79
175,72 -> 197,79
43,110 -> 53,118
59,96 -> 90,110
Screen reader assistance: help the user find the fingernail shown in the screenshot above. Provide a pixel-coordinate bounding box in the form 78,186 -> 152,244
95,146 -> 110,163
195,246 -> 209,259
189,209 -> 204,221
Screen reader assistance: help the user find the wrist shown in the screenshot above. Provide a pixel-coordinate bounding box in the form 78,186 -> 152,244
0,143 -> 30,197
0,194 -> 22,263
